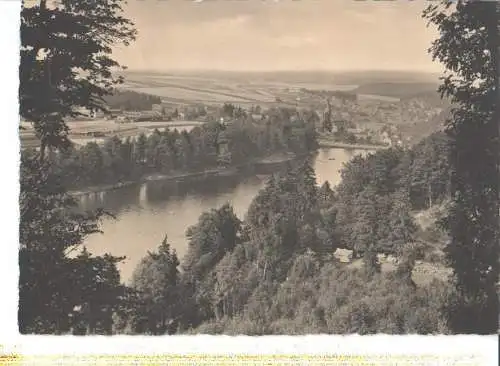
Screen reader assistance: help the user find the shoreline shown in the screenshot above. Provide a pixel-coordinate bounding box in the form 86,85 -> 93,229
318,140 -> 386,151
69,152 -> 309,197
70,168 -> 236,197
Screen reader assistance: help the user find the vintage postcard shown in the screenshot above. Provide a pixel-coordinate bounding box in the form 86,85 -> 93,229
1,0 -> 499,364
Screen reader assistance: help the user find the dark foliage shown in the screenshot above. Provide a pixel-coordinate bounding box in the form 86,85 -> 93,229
36,109 -> 318,190
423,0 -> 499,334
122,144 -> 455,334
19,155 -> 126,334
20,0 -> 136,161
103,89 -> 162,111
19,0 -> 136,334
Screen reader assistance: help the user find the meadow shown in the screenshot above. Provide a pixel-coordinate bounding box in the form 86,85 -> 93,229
120,71 -> 361,108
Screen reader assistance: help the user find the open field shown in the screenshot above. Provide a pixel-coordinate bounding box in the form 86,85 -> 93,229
357,94 -> 401,103
133,120 -> 204,129
121,71 -> 361,107
120,72 -> 448,141
20,119 -> 203,149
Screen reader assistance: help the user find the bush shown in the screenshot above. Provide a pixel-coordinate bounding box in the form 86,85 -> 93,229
194,319 -> 227,334
424,250 -> 445,264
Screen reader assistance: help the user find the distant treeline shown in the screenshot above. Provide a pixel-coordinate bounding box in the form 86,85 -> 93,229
32,107 -> 318,190
103,89 -> 162,111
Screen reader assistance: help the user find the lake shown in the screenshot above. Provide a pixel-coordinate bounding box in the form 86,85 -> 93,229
81,147 -> 371,283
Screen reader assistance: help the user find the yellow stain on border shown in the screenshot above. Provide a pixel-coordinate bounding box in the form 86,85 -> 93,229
0,354 -> 485,366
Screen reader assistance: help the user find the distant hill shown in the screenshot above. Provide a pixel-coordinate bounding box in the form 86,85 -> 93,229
354,82 -> 441,99
330,70 -> 440,85
122,69 -> 440,86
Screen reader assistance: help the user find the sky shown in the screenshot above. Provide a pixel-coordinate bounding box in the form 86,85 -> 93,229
114,0 -> 441,73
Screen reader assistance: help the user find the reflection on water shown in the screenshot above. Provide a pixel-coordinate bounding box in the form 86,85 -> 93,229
81,148 -> 371,283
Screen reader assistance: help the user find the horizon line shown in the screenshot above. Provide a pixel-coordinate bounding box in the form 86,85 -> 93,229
120,68 -> 442,75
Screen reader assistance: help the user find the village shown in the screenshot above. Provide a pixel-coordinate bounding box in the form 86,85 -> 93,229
19,83 -> 447,152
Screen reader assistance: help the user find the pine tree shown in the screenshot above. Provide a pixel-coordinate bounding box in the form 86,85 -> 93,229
387,189 -> 418,256
295,161 -> 319,220
134,133 -> 148,166
130,235 -> 181,335
423,0 -> 499,333
318,181 -> 335,207
351,188 -> 379,262
183,204 -> 241,280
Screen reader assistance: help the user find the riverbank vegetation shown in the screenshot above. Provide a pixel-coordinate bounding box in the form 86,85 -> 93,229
22,107 -> 318,191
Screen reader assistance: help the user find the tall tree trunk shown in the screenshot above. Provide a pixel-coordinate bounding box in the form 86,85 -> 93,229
491,3 -> 500,249
85,303 -> 95,335
447,169 -> 452,200
40,140 -> 46,164
427,183 -> 433,209
489,3 -> 500,325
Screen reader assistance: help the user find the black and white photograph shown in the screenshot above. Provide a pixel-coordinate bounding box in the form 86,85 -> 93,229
11,0 -> 499,344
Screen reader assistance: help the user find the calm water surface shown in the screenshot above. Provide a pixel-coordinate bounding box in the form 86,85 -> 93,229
82,148 -> 370,282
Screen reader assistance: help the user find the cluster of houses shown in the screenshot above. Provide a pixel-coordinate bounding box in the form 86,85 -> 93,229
318,91 -> 425,147
109,105 -> 167,123
108,103 -> 238,124
320,99 -> 405,147
74,103 -> 181,123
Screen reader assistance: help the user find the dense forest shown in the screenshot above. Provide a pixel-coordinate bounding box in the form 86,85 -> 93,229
26,107 -> 318,190
111,131 -> 454,335
19,131 -> 455,335
103,89 -> 162,111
